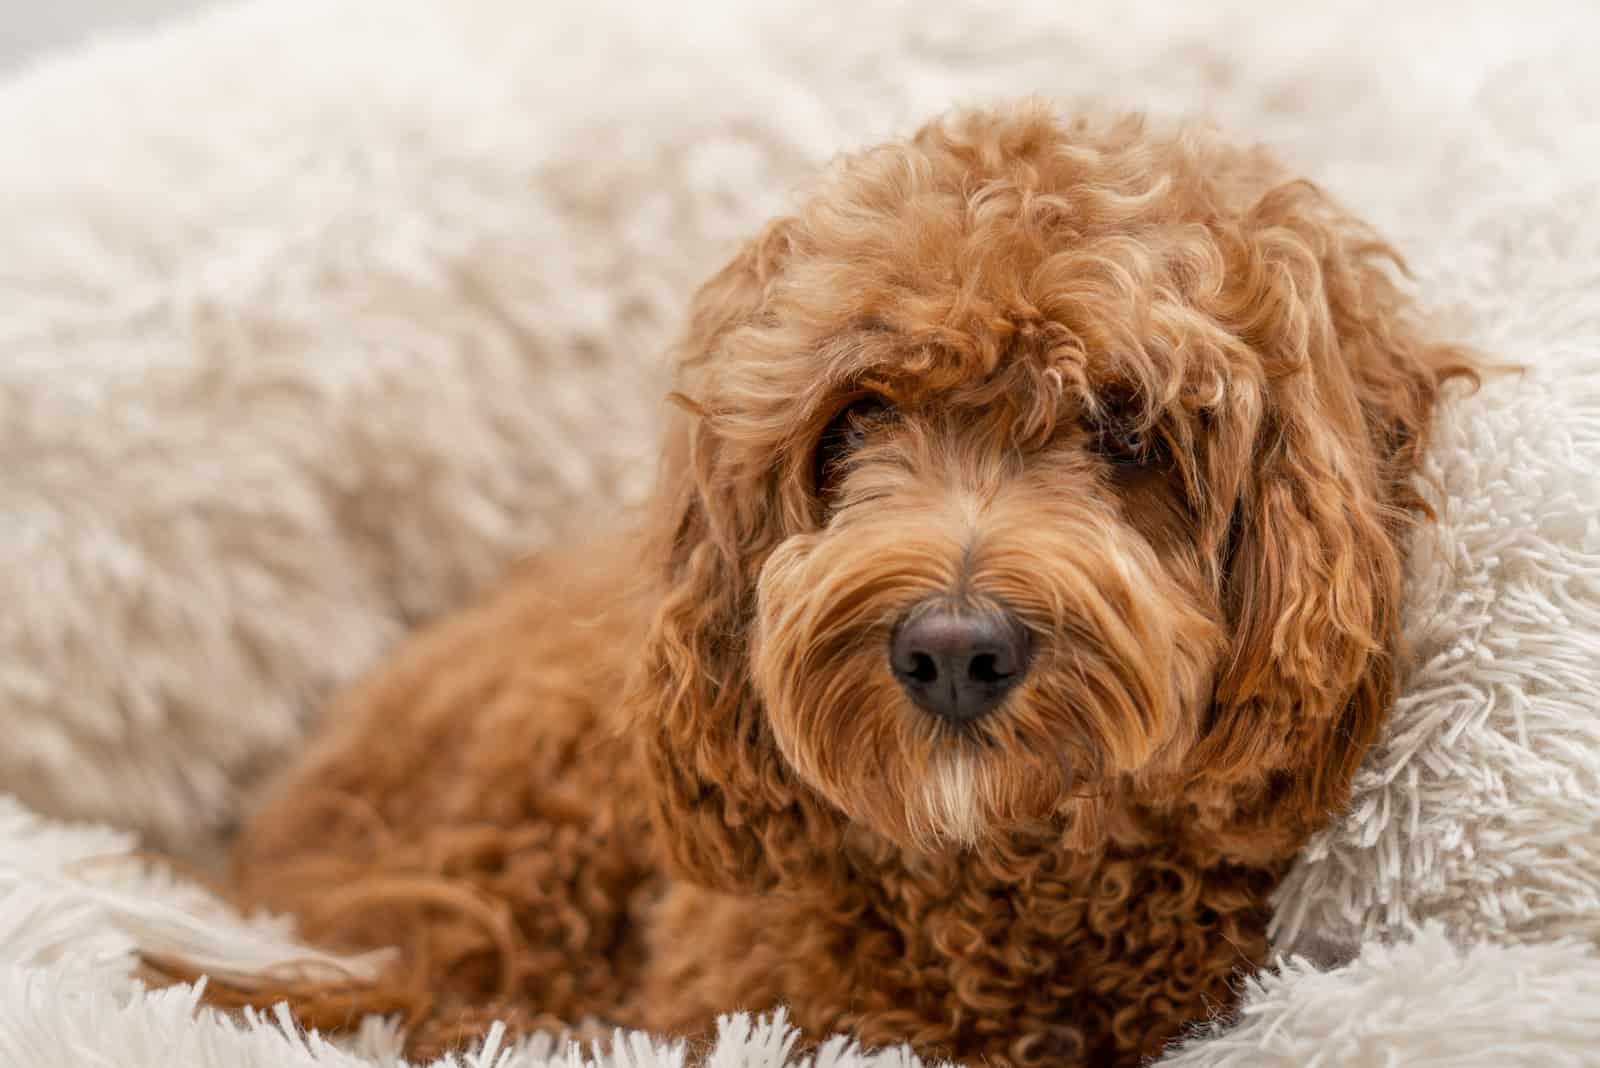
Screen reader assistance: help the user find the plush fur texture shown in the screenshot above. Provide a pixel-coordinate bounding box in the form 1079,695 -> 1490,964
0,0 -> 665,857
1273,362 -> 1600,965
222,105 -> 1475,1067
6,0 -> 1600,1066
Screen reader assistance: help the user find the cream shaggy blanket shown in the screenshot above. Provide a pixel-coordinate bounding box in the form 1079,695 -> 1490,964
3,0 -> 1599,1064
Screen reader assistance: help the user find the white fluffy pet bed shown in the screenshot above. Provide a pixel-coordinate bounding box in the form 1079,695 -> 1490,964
2,0 -> 1599,1064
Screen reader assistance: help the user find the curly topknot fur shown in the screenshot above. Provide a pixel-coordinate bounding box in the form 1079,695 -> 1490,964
222,103 -> 1475,1066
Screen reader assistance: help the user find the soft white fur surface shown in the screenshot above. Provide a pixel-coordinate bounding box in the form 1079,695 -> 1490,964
2,0 -> 1599,1064
1160,927 -> 1600,1067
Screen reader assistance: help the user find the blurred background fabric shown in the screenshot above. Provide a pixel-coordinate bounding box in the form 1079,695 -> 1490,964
0,0 -> 215,72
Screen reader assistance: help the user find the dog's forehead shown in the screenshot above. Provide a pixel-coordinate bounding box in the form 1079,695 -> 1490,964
805,297 -> 1241,425
780,229 -> 1251,420
717,119 -> 1276,434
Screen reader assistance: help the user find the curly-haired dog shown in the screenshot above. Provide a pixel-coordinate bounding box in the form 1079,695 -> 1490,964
220,103 -> 1475,1066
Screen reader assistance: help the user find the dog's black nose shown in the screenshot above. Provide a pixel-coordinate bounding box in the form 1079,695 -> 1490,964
890,601 -> 1030,724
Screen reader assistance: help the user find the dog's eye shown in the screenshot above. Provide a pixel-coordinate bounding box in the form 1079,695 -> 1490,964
1090,404 -> 1167,468
814,394 -> 895,496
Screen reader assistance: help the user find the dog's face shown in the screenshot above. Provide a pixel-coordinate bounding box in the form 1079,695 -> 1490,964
636,106 -> 1467,884
751,325 -> 1225,851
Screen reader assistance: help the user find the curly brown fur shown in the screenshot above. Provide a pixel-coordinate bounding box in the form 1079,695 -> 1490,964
221,103 -> 1476,1066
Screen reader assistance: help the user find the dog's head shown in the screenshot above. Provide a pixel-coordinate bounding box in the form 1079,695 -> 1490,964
631,104 -> 1471,890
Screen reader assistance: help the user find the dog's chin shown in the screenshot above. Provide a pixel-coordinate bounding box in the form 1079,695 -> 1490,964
783,724 -> 1105,857
757,667 -> 1084,855
904,745 -> 1094,852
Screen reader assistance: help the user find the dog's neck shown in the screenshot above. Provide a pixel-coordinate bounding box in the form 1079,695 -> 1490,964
729,801 -> 1286,1063
824,776 -> 1314,893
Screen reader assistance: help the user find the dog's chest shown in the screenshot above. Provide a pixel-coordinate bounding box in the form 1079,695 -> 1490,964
750,847 -> 1274,1066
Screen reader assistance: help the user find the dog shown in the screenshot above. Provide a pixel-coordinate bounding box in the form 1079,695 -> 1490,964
220,102 -> 1476,1066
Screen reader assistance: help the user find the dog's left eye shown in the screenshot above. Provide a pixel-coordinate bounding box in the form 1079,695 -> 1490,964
814,394 -> 895,496
1098,423 -> 1150,462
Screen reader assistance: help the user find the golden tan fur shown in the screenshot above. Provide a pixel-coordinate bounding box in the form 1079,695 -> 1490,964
220,104 -> 1475,1066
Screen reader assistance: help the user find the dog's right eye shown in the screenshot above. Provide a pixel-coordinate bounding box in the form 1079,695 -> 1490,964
814,395 -> 894,497
1088,393 -> 1168,470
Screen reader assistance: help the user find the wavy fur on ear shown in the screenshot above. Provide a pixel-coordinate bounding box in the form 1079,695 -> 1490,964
630,221 -> 850,891
1190,180 -> 1476,855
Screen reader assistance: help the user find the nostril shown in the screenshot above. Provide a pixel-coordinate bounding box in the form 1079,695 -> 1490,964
967,652 -> 1007,684
908,651 -> 940,684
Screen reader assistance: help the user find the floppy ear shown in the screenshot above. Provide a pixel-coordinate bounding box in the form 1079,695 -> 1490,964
626,220 -> 848,893
1192,183 -> 1474,852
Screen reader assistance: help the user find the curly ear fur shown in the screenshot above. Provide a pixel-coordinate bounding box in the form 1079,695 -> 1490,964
1190,181 -> 1475,855
628,221 -> 848,892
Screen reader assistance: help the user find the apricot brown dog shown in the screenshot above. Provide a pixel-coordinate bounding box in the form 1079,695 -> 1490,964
224,103 -> 1475,1066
